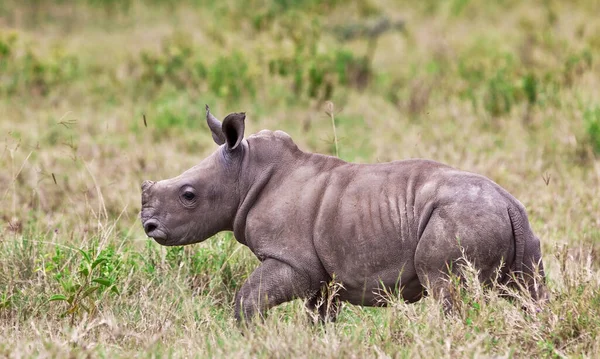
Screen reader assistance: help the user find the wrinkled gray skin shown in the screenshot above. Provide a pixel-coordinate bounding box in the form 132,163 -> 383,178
141,106 -> 546,322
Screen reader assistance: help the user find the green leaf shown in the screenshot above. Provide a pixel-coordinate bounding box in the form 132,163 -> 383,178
91,257 -> 107,270
48,294 -> 68,302
77,248 -> 92,263
110,285 -> 121,295
92,277 -> 113,287
81,285 -> 101,299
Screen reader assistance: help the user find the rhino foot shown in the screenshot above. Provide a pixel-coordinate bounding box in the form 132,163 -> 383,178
305,285 -> 341,324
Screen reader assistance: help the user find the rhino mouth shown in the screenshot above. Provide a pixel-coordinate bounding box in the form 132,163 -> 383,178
147,229 -> 168,244
142,218 -> 169,244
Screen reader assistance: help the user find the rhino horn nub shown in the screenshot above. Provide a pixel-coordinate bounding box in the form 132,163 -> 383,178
206,104 -> 226,145
141,180 -> 155,192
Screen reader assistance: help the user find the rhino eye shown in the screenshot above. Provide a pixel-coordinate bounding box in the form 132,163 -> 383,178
182,191 -> 195,201
179,187 -> 197,206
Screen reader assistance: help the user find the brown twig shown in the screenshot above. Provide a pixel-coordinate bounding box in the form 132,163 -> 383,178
542,172 -> 551,186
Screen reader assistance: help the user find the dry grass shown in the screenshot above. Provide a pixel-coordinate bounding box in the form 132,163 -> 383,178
1,0 -> 600,357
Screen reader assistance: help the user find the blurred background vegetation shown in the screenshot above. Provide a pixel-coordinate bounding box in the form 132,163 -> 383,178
1,0 -> 600,357
1,0 -> 599,151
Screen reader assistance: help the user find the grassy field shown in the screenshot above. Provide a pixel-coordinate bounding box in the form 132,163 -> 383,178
1,0 -> 600,357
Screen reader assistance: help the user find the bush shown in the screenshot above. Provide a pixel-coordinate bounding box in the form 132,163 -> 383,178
139,33 -> 203,89
137,34 -> 256,101
208,51 -> 257,99
484,67 -> 516,117
0,31 -> 79,96
268,46 -> 371,101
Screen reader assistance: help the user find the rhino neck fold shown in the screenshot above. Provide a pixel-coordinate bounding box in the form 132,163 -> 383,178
230,139 -> 280,246
230,138 -> 341,248
232,166 -> 275,246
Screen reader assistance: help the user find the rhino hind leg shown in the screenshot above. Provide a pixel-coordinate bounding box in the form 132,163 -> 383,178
413,206 -> 514,313
305,285 -> 341,323
523,235 -> 548,302
507,234 -> 548,303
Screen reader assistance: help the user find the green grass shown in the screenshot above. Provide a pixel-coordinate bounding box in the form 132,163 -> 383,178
1,0 -> 600,357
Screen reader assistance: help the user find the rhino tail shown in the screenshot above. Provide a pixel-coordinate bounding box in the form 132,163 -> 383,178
507,205 -> 527,276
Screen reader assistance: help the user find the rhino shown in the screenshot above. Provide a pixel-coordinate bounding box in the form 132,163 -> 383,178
140,106 -> 546,322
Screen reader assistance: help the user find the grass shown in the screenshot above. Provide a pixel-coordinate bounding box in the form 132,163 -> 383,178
1,0 -> 600,357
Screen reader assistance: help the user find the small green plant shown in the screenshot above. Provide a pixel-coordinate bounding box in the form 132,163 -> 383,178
484,66 -> 517,117
208,51 -> 257,99
522,73 -> 537,106
47,245 -> 121,323
0,291 -> 11,310
564,49 -> 593,86
165,246 -> 185,268
584,106 -> 600,153
148,92 -> 196,131
187,234 -> 248,300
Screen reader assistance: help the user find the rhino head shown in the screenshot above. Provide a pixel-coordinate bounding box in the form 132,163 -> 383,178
140,106 -> 246,246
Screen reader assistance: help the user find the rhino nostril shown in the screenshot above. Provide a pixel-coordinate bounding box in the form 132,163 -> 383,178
144,219 -> 158,234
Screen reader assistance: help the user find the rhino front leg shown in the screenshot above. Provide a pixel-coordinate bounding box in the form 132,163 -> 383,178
235,258 -> 311,323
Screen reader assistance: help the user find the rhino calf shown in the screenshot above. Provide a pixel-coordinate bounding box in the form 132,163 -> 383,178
141,106 -> 546,322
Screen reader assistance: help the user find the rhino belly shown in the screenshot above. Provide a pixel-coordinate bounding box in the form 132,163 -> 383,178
314,218 -> 423,306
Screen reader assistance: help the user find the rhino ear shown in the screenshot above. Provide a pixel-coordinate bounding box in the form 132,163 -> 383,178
206,105 -> 226,145
221,112 -> 246,150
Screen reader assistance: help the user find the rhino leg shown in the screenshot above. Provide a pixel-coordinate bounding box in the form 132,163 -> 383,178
526,237 -> 547,301
515,234 -> 548,303
234,258 -> 311,323
415,266 -> 457,314
305,286 -> 340,323
414,206 -> 513,313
